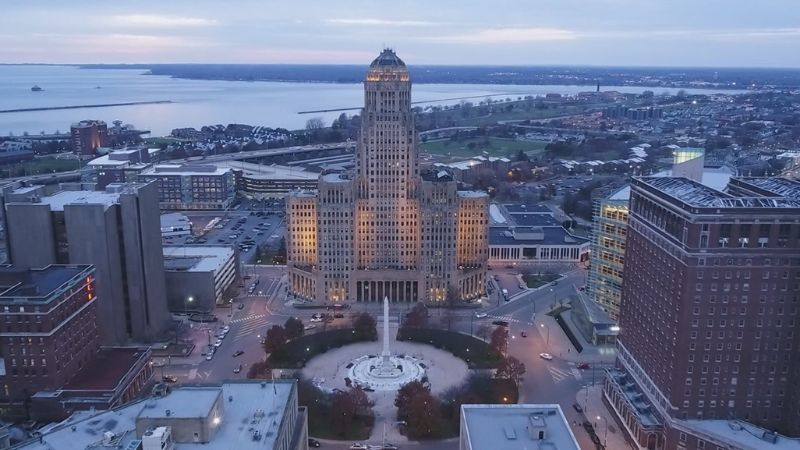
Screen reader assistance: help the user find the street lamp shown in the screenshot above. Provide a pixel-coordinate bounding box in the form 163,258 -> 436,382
596,415 -> 608,448
186,296 -> 194,316
540,323 -> 550,347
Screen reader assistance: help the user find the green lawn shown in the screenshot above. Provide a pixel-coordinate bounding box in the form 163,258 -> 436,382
459,105 -> 584,127
420,137 -> 547,158
1,157 -> 84,177
523,273 -> 560,289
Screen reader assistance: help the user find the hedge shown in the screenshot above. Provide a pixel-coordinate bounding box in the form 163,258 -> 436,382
268,328 -> 375,368
396,328 -> 503,369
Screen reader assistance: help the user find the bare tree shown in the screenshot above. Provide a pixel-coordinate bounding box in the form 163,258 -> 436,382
305,117 -> 325,130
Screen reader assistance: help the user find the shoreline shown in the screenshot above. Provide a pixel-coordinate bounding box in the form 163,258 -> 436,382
0,100 -> 173,114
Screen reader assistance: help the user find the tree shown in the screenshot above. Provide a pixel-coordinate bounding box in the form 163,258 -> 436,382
514,149 -> 530,162
405,390 -> 446,439
403,303 -> 429,329
395,380 -> 429,421
329,389 -> 358,435
489,326 -> 509,357
495,356 -> 526,385
246,360 -> 273,379
352,312 -> 377,341
284,317 -> 304,340
264,325 -> 287,354
305,117 -> 325,130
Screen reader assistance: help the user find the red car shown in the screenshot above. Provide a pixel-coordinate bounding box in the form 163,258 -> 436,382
577,362 -> 590,370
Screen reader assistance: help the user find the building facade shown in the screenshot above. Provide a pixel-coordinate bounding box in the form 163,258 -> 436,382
0,265 -> 99,410
604,176 -> 800,450
163,246 -> 238,312
139,164 -> 236,210
286,49 -> 489,304
4,182 -> 171,344
87,147 -> 154,189
70,120 -> 108,157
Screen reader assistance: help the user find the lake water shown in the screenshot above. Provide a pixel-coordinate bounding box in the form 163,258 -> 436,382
0,65 -> 742,137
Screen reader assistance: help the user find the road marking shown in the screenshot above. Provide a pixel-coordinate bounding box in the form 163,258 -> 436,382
188,368 -> 198,380
547,366 -> 572,383
487,314 -> 532,326
230,314 -> 266,324
571,368 -> 583,381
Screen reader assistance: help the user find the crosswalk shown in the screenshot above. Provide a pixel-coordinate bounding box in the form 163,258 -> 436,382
547,366 -> 573,383
487,314 -> 533,326
231,314 -> 270,342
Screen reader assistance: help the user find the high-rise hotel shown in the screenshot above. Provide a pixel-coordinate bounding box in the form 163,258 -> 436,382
286,50 -> 488,304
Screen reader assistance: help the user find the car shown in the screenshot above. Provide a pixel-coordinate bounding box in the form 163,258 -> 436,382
492,320 -> 509,327
205,354 -> 213,361
237,303 -> 245,310
308,438 -> 321,447
520,331 -> 527,338
233,350 -> 244,357
539,353 -> 553,360
309,316 -> 322,323
573,403 -> 583,413
304,324 -> 316,330
214,340 -> 223,347
379,445 -> 398,450
577,362 -> 590,370
161,375 -> 178,383
334,312 -> 345,319
223,326 -> 230,333
350,444 -> 368,450
233,364 -> 242,374
475,313 -> 488,318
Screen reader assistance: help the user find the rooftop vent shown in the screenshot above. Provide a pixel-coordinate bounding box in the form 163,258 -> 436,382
165,409 -> 171,417
502,426 -> 517,440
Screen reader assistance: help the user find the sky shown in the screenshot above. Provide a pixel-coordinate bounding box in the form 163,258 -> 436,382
2,0 -> 800,67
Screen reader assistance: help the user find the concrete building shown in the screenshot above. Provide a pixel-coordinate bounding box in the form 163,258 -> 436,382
0,265 -> 99,414
12,381 -> 308,450
4,182 -> 171,344
605,176 -> 800,449
139,164 -> 236,210
163,246 -> 238,312
70,120 -> 108,157
161,212 -> 193,237
459,404 -> 579,450
87,147 -> 155,188
286,49 -> 489,304
214,160 -> 320,196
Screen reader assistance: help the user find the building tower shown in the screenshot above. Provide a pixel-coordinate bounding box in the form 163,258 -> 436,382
286,49 -> 488,304
604,176 -> 800,449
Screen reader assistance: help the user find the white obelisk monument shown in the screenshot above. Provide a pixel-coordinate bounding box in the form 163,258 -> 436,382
381,296 -> 391,364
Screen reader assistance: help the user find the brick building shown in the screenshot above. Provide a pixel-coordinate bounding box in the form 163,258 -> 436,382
604,176 -> 800,449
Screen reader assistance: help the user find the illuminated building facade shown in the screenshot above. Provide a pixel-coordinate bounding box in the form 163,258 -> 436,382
286,49 -> 488,304
70,120 -> 108,157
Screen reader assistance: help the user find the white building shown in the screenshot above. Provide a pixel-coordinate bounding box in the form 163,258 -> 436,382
163,246 -> 238,312
459,404 -> 580,450
12,381 -> 308,450
160,212 -> 193,237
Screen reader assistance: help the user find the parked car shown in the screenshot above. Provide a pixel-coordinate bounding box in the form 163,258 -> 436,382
161,375 -> 177,383
475,312 -> 488,318
350,444 -> 368,450
214,340 -> 223,347
233,350 -> 244,357
233,364 -> 242,374
539,353 -> 553,360
308,438 -> 321,448
573,403 -> 583,413
334,312 -> 345,319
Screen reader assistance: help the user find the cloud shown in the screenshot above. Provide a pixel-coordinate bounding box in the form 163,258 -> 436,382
108,14 -> 219,28
325,18 -> 444,27
422,27 -> 578,43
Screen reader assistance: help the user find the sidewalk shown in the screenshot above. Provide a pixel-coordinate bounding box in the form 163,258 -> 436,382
575,384 -> 634,450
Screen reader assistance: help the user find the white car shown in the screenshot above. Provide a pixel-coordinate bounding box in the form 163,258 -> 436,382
475,313 -> 488,318
222,326 -> 230,333
205,353 -> 213,361
304,324 -> 317,331
350,444 -> 368,450
539,353 -> 553,360
214,340 -> 223,347
309,317 -> 323,323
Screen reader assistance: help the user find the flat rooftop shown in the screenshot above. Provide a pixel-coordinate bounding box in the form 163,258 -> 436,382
163,246 -> 235,273
732,177 -> 800,199
0,265 -> 91,300
637,176 -> 800,209
141,164 -> 232,177
461,404 -> 579,450
321,172 -> 351,183
489,226 -> 588,247
217,160 -> 320,181
503,204 -> 553,214
682,419 -> 800,450
62,347 -> 148,391
13,381 -> 296,450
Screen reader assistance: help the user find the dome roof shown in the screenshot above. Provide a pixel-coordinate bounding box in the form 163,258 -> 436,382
369,49 -> 405,68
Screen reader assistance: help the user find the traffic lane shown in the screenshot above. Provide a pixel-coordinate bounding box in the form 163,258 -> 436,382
205,296 -> 269,381
488,272 -> 586,317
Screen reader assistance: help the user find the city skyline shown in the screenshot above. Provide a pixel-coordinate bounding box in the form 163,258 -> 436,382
2,0 -> 800,67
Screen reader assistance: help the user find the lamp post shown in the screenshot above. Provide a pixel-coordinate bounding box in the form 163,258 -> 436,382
540,322 -> 550,348
186,296 -> 194,316
596,415 -> 608,448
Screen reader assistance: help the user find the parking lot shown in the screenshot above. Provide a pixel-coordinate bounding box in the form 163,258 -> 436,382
162,209 -> 286,264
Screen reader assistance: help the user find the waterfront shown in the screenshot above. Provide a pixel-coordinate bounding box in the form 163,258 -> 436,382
0,65 -> 744,137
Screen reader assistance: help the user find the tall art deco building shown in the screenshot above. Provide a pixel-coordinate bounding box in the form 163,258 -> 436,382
286,49 -> 488,304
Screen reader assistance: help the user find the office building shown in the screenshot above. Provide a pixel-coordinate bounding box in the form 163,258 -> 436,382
214,160 -> 320,196
604,176 -> 800,449
459,404 -> 579,450
286,49 -> 489,304
87,147 -> 155,188
587,148 -> 718,320
163,246 -> 238,312
4,182 -> 171,344
139,164 -> 236,210
13,381 -> 308,450
0,265 -> 99,411
70,120 -> 108,157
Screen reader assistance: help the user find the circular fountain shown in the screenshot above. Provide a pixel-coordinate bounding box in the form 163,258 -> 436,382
347,298 -> 426,391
